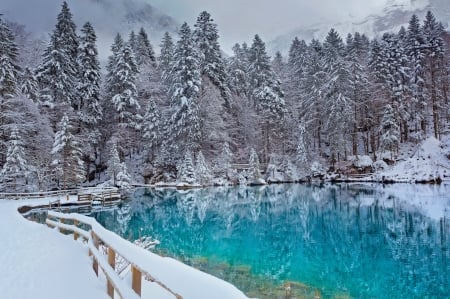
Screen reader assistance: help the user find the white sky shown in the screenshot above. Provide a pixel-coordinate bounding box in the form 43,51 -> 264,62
149,0 -> 393,51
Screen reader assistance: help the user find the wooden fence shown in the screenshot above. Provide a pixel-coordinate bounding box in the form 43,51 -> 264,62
0,187 -> 119,200
46,211 -> 182,299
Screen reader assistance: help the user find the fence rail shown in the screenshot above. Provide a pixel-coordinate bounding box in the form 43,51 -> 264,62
0,187 -> 119,200
46,211 -> 182,299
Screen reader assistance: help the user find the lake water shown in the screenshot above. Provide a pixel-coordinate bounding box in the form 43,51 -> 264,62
91,184 -> 450,299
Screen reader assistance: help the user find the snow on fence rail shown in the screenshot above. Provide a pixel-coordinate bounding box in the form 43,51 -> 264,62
0,187 -> 119,200
46,211 -> 183,299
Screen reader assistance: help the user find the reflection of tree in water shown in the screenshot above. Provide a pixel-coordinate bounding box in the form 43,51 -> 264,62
92,184 -> 450,299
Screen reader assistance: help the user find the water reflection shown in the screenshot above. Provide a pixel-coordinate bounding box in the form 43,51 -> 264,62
92,184 -> 450,299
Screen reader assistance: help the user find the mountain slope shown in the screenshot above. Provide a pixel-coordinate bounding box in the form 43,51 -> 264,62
269,0 -> 450,54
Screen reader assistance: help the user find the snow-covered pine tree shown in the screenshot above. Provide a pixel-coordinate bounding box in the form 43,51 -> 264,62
36,1 -> 78,111
108,44 -> 140,126
272,51 -> 286,80
406,14 -> 427,135
51,113 -> 84,189
0,17 -> 20,164
248,34 -> 286,119
422,11 -> 446,139
107,143 -> 121,186
248,148 -> 262,182
77,22 -> 102,125
247,34 -> 286,161
0,126 -> 29,190
288,37 -> 308,85
300,39 -> 326,154
346,33 -> 370,156
136,27 -> 156,67
128,31 -> 137,54
215,141 -> 233,179
142,97 -> 160,159
296,121 -> 308,166
20,67 -> 38,102
178,150 -> 196,184
116,161 -> 132,189
159,32 -> 174,88
322,29 -> 352,161
195,151 -> 212,185
193,11 -> 230,103
165,23 -> 202,153
380,32 -> 410,142
227,43 -> 248,97
380,104 -> 400,159
0,17 -> 20,98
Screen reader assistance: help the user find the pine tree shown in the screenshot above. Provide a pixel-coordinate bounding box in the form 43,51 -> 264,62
51,114 -> 85,189
108,44 -> 140,126
193,11 -> 230,102
128,31 -> 137,54
116,161 -> 132,189
142,97 -> 160,157
248,34 -> 286,119
346,33 -> 370,155
107,143 -> 121,186
20,67 -> 38,102
159,32 -> 174,87
406,14 -> 427,134
178,150 -> 196,184
322,29 -> 352,161
300,39 -> 326,153
215,141 -> 233,179
288,37 -> 308,84
248,148 -> 262,181
381,32 -> 410,142
36,1 -> 78,110
165,23 -> 202,152
77,22 -> 102,125
380,104 -> 400,159
136,27 -> 156,67
195,151 -> 212,185
422,11 -> 446,139
0,17 -> 20,98
296,121 -> 308,165
227,43 -> 248,96
0,127 -> 29,190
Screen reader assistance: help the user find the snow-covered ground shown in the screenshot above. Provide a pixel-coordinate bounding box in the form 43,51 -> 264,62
0,197 -> 250,299
0,199 -> 109,299
376,136 -> 450,183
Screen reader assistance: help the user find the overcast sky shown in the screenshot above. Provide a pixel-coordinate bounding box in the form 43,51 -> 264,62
1,0 -> 407,54
150,0 -> 395,49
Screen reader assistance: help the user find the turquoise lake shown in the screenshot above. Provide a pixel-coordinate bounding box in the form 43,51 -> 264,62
91,184 -> 450,299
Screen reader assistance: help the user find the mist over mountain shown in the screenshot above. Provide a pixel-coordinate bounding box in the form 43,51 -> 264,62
268,0 -> 450,54
2,0 -> 179,59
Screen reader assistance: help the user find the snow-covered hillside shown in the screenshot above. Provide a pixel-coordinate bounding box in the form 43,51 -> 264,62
269,0 -> 450,54
377,137 -> 450,183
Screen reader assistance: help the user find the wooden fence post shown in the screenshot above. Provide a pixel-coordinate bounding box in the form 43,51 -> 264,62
91,231 -> 99,276
73,220 -> 79,241
107,247 -> 116,298
59,218 -> 64,233
131,265 -> 142,297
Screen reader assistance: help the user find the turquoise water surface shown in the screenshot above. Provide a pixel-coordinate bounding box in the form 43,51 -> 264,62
91,184 -> 450,299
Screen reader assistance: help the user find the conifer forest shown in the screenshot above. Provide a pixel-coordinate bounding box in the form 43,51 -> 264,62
1,2 -> 450,191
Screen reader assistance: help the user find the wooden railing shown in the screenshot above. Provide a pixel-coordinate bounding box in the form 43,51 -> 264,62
46,211 -> 183,299
0,187 -> 119,200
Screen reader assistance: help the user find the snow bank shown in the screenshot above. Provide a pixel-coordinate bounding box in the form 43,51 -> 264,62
378,137 -> 450,183
0,200 -> 109,299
